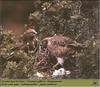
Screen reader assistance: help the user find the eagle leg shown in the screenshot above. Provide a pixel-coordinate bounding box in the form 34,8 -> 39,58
53,62 -> 59,69
53,57 -> 64,69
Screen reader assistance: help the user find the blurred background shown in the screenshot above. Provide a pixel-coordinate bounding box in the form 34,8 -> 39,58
0,0 -> 35,35
0,0 -> 99,35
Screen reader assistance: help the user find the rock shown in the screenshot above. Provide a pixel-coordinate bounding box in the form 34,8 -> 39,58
34,72 -> 44,78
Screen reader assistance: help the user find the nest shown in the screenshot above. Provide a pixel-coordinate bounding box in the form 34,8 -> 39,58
33,50 -> 52,71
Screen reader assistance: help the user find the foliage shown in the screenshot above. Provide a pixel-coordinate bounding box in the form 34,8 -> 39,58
0,0 -> 99,79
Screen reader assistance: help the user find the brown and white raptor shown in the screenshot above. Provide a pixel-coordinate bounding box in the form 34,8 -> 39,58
41,34 -> 85,69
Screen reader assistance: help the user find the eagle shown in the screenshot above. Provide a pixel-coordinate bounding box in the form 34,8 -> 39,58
41,34 -> 85,68
11,28 -> 38,53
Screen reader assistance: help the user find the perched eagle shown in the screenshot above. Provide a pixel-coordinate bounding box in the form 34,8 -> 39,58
11,28 -> 38,53
42,34 -> 85,68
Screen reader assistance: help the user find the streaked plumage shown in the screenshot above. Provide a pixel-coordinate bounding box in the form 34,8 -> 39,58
42,35 -> 85,68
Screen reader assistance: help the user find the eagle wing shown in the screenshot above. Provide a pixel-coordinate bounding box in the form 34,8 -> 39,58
46,35 -> 74,57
